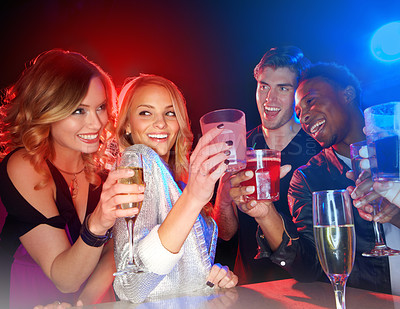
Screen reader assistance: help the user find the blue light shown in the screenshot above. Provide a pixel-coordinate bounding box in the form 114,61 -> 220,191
371,21 -> 400,62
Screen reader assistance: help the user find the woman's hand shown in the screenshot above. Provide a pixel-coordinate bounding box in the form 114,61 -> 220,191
33,299 -> 83,309
185,126 -> 232,206
33,300 -> 72,309
206,263 -> 238,289
88,168 -> 145,235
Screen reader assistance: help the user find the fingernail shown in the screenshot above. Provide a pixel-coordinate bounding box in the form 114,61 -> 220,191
250,200 -> 257,207
206,281 -> 215,287
126,169 -> 134,175
224,159 -> 230,165
225,140 -> 233,146
224,150 -> 231,156
246,186 -> 255,193
217,124 -> 224,129
360,159 -> 370,170
245,170 -> 253,177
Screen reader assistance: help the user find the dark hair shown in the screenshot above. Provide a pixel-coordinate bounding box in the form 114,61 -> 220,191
253,46 -> 311,83
299,62 -> 361,106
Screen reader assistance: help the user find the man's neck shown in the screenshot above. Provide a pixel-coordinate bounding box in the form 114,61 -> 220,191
262,118 -> 301,151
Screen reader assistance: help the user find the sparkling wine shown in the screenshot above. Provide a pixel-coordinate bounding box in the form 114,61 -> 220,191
118,167 -> 144,222
314,225 -> 355,278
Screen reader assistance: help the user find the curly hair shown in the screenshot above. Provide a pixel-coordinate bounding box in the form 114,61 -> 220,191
0,49 -> 117,188
116,74 -> 193,184
298,62 -> 362,106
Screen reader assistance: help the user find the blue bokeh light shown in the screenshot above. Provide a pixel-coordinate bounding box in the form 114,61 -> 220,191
371,21 -> 400,62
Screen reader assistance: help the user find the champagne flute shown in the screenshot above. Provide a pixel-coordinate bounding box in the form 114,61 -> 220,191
113,150 -> 144,276
350,140 -> 400,257
313,189 -> 355,309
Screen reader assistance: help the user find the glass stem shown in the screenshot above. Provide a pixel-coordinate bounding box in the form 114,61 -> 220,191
331,280 -> 346,309
126,218 -> 134,265
372,198 -> 385,246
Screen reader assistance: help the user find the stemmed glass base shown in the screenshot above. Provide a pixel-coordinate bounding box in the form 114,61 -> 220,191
113,217 -> 143,276
362,198 -> 400,257
362,245 -> 400,257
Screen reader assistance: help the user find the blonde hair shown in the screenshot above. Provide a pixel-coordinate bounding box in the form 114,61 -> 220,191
116,74 -> 193,184
0,49 -> 117,188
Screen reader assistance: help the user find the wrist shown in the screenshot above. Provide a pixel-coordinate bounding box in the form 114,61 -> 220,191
80,214 -> 112,247
87,213 -> 108,235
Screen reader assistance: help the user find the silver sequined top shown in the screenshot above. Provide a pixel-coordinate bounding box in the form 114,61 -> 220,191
113,144 -> 218,303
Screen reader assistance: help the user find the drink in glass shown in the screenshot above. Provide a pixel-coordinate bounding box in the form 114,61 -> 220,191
118,166 -> 144,218
200,109 -> 246,172
364,102 -> 400,182
313,189 -> 355,309
350,140 -> 400,257
241,149 -> 281,201
114,150 -> 144,276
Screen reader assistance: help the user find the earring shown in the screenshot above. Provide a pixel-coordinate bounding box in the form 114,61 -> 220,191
125,131 -> 133,144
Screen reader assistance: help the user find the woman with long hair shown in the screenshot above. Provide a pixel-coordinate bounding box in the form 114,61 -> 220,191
113,74 -> 238,303
0,49 -> 144,308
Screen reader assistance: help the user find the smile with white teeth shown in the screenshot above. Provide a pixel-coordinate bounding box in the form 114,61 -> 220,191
264,106 -> 281,112
78,133 -> 98,140
148,133 -> 168,139
310,119 -> 326,135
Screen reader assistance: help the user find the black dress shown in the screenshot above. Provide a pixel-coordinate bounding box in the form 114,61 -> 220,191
0,149 -> 104,308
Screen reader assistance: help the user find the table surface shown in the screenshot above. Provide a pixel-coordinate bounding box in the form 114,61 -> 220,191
73,278 -> 400,309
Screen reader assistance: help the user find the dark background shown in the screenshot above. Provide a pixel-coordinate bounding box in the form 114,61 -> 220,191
1,0 -> 400,143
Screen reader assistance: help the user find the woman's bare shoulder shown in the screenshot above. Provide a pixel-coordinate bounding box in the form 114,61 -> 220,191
7,148 -> 56,215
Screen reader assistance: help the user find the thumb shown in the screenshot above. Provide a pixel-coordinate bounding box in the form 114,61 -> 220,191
280,164 -> 292,179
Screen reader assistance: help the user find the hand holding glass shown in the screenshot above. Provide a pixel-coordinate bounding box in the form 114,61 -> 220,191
200,109 -> 247,172
113,150 -> 144,276
350,140 -> 400,257
364,101 -> 400,182
313,189 -> 355,309
241,149 -> 281,201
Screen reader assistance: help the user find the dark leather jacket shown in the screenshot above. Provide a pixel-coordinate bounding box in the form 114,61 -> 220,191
256,147 -> 391,294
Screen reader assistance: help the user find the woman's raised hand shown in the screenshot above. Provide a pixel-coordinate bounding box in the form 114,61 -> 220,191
185,126 -> 232,206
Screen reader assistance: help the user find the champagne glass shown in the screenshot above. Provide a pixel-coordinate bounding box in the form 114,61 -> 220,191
113,150 -> 144,276
350,140 -> 400,257
313,189 -> 355,309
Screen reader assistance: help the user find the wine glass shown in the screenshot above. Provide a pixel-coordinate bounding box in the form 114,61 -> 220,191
313,189 -> 355,309
113,150 -> 144,276
350,140 -> 400,257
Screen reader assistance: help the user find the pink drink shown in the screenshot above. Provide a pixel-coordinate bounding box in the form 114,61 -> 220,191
242,157 -> 280,201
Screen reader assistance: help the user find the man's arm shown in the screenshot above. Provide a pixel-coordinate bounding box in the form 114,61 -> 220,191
213,173 -> 239,241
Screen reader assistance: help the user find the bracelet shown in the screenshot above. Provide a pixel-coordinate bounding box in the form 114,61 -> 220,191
80,214 -> 112,247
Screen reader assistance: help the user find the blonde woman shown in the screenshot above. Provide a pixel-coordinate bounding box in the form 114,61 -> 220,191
113,74 -> 238,303
0,50 -> 144,308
